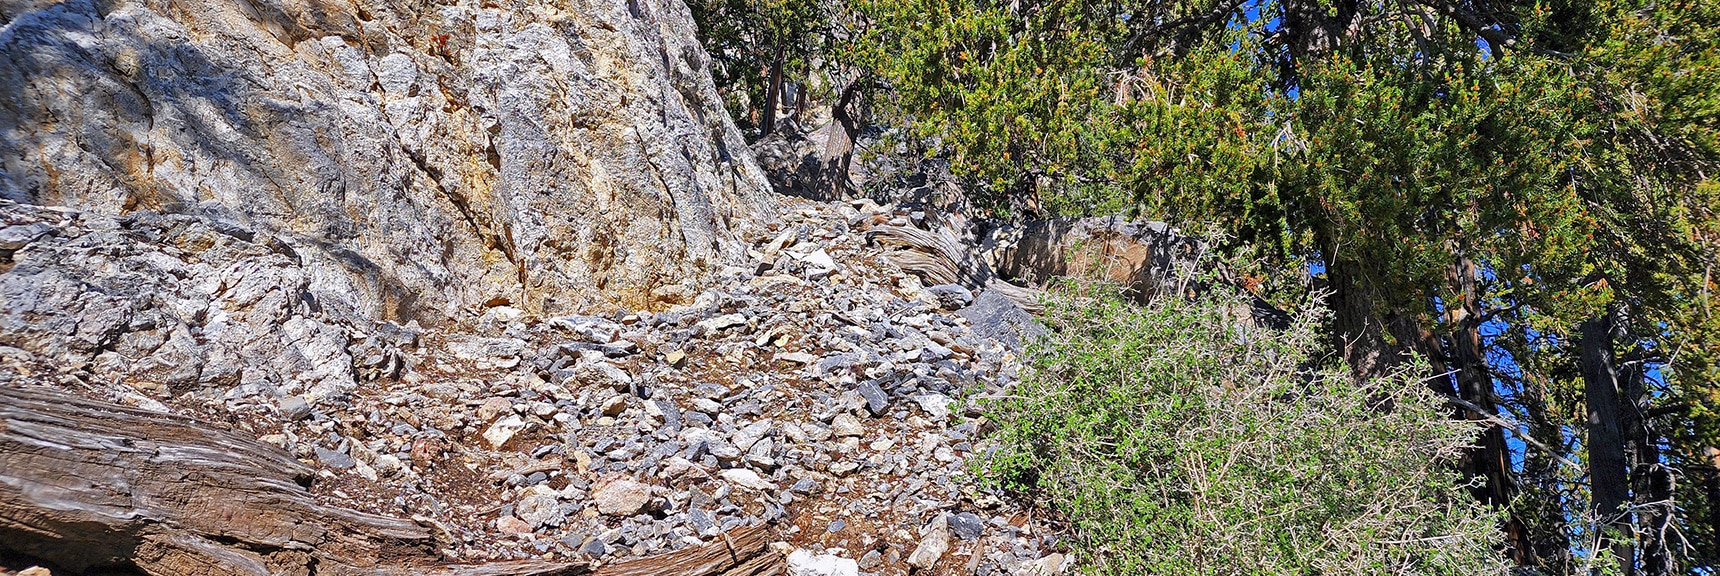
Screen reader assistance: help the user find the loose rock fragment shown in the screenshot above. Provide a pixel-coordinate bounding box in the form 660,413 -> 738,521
276,396 -> 312,421
497,515 -> 533,535
483,415 -> 526,448
787,549 -> 859,576
777,351 -> 819,364
592,477 -> 653,516
832,414 -> 865,437
949,512 -> 986,540
477,396 -> 513,421
856,379 -> 890,417
516,494 -> 561,528
907,514 -> 951,571
314,447 -> 355,470
925,283 -> 975,309
697,314 -> 748,333
719,468 -> 776,491
600,394 -> 628,416
1022,553 -> 1068,575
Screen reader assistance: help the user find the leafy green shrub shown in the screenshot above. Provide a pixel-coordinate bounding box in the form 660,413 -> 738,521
979,284 -> 1508,575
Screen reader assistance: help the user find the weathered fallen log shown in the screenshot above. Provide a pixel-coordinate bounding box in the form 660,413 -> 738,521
982,217 -> 1203,301
866,224 -> 1044,312
592,523 -> 782,576
0,384 -> 585,576
867,216 -> 1198,312
870,216 -> 1291,330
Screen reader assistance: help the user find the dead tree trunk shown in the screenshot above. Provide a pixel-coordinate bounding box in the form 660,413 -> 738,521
0,384 -> 586,576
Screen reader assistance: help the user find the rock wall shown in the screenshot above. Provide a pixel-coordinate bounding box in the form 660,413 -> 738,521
0,0 -> 775,325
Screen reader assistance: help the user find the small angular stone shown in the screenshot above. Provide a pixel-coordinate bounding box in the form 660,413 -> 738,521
855,379 -> 889,417
687,508 -> 719,536
913,394 -> 953,419
600,395 -> 628,416
907,514 -> 951,571
831,414 -> 864,437
949,512 -> 986,540
276,396 -> 312,421
496,515 -> 533,535
925,283 -> 975,309
719,468 -> 775,491
482,415 -> 525,448
733,419 -> 773,452
313,446 -> 355,470
787,549 -> 858,576
592,477 -> 652,516
476,396 -> 513,422
516,494 -> 561,528
696,313 -> 747,333
858,550 -> 883,570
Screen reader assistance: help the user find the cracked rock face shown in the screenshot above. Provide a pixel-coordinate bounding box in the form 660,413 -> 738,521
0,201 -> 397,407
0,0 -> 774,323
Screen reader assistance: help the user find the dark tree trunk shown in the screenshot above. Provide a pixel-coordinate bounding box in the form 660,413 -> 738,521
809,77 -> 867,199
1324,257 -> 1406,379
760,45 -> 784,137
1322,251 -> 1542,566
1620,338 -> 1675,576
1447,256 -> 1532,566
1581,311 -> 1634,575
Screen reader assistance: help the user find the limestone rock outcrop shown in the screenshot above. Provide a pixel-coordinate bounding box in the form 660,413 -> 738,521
0,200 -> 405,405
0,0 -> 775,324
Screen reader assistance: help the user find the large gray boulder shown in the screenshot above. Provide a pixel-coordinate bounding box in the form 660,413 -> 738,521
0,0 -> 775,325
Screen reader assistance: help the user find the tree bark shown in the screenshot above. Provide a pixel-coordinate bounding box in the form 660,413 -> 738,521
0,385 -> 577,576
1446,255 -> 1533,566
1324,257 -> 1407,378
1581,312 -> 1634,575
811,77 -> 866,199
592,523 -> 780,576
760,45 -> 784,137
1620,334 -> 1675,576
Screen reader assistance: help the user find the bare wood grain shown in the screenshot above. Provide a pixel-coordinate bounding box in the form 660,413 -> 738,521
0,385 -> 585,576
592,523 -> 782,576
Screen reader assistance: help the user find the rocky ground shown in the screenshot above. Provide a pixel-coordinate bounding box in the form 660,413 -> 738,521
0,197 -> 1068,576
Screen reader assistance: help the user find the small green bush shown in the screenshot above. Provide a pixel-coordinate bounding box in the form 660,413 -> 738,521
979,284 -> 1509,575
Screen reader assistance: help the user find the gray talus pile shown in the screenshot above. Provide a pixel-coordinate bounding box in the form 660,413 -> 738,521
218,199 -> 1068,575
0,194 -> 1072,574
0,0 -> 773,323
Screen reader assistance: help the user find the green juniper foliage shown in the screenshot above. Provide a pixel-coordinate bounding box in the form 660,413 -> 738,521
845,0 -> 1720,571
980,284 -> 1508,575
